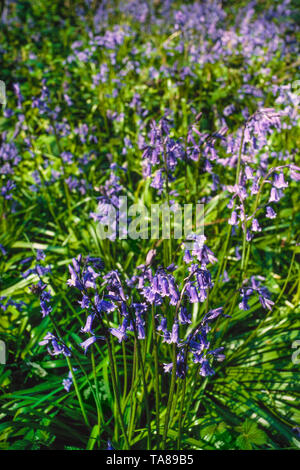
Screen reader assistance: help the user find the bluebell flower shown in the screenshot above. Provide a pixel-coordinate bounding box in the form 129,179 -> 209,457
186,283 -> 199,303
81,314 -> 95,334
40,300 -> 52,317
208,347 -> 226,362
39,332 -> 71,357
269,187 -> 280,203
179,306 -> 191,325
202,307 -> 228,324
228,210 -> 238,226
273,172 -> 288,189
163,351 -> 187,379
36,250 -> 45,261
67,264 -> 81,289
110,317 -> 129,343
80,335 -> 98,353
199,359 -> 215,377
250,178 -> 260,195
62,370 -> 75,392
183,249 -> 193,264
79,295 -> 90,309
163,362 -> 173,374
239,293 -> 251,311
107,440 -> 115,450
0,244 -> 7,256
251,218 -> 262,232
266,206 -> 277,219
259,296 -> 274,310
169,321 -> 179,344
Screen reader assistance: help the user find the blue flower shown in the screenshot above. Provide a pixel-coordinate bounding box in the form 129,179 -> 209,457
81,314 -> 95,334
39,332 -> 71,358
80,335 -> 98,353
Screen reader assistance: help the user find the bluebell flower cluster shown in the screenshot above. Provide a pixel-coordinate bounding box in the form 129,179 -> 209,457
239,276 -> 274,311
39,332 -> 71,358
142,117 -> 185,193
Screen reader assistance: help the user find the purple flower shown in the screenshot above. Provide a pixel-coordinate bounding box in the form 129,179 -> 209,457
163,362 -> 173,374
157,316 -> 167,333
199,359 -> 215,377
251,218 -> 262,232
61,151 -> 73,164
36,250 -> 46,261
39,332 -> 71,357
273,172 -> 288,189
107,440 -> 115,450
290,167 -> 300,181
95,298 -> 115,313
81,314 -> 95,334
266,206 -> 277,219
163,352 -> 187,379
110,317 -> 129,343
202,307 -> 227,324
151,169 -> 164,192
179,306 -> 191,325
246,229 -> 253,242
269,187 -> 280,203
169,321 -> 179,344
67,264 -> 81,289
259,296 -> 274,310
80,335 -> 98,353
208,347 -> 226,362
186,283 -> 199,303
79,295 -> 90,309
239,294 -> 250,311
40,300 -> 52,317
62,377 -> 73,392
0,244 -> 7,256
183,249 -> 193,264
62,371 -> 74,392
234,246 -> 241,261
245,166 -> 254,180
228,210 -> 238,226
250,179 -> 260,195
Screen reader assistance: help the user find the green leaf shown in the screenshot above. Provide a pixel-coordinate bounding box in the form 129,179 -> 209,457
236,419 -> 268,449
236,435 -> 253,450
86,424 -> 100,450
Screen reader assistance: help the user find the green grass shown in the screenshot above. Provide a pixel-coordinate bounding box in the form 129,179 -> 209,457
0,0 -> 299,450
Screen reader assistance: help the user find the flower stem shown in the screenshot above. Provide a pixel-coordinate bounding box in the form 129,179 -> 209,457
162,342 -> 177,449
151,304 -> 160,446
106,334 -> 130,450
66,356 -> 90,428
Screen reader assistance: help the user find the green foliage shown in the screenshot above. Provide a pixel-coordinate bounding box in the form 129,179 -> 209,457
235,419 -> 268,450
0,0 -> 299,451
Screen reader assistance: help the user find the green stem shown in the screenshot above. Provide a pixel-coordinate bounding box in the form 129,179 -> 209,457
162,342 -> 177,449
106,334 -> 130,450
50,117 -> 72,217
212,125 -> 246,297
177,376 -> 187,449
182,367 -> 200,430
151,304 -> 160,445
46,313 -> 91,428
91,348 -> 103,447
128,339 -> 138,443
66,356 -> 90,428
162,141 -> 172,265
121,339 -> 128,409
128,310 -> 152,449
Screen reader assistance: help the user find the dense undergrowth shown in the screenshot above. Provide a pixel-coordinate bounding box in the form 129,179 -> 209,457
0,0 -> 299,450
